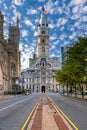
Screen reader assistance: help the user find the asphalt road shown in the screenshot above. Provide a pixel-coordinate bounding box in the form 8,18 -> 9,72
0,93 -> 41,130
49,93 -> 87,130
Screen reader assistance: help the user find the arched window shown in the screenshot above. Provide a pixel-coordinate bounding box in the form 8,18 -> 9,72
42,39 -> 45,43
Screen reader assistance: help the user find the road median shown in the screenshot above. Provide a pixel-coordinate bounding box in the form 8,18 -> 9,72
21,94 -> 78,130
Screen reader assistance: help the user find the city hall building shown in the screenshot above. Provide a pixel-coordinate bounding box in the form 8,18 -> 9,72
21,7 -> 60,93
0,11 -> 21,94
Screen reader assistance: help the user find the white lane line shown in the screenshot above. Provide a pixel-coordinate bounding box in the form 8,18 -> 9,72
0,98 -> 28,112
75,103 -> 87,110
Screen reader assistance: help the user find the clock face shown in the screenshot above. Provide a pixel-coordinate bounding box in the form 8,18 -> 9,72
41,30 -> 45,34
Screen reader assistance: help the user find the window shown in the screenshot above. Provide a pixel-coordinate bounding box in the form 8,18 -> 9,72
42,39 -> 45,43
42,47 -> 45,52
41,30 -> 45,34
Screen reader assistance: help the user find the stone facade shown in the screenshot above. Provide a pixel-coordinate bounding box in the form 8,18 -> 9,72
0,11 -> 21,94
21,7 -> 60,93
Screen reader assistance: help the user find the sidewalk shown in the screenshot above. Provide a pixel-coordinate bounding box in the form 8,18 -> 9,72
0,95 -> 16,100
63,93 -> 87,101
27,94 -> 73,130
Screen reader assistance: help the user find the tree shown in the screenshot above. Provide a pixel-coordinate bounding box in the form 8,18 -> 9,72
55,37 -> 87,97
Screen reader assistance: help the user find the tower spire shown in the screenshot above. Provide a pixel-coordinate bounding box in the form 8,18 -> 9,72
37,6 -> 49,57
16,15 -> 19,27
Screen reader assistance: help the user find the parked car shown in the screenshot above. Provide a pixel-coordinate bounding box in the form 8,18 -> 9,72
83,91 -> 87,95
25,92 -> 29,95
59,89 -> 64,94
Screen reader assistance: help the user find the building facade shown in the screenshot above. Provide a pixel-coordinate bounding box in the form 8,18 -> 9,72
60,46 -> 72,68
21,7 -> 60,93
0,11 -> 21,94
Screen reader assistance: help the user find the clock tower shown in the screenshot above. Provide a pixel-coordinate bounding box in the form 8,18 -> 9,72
22,6 -> 60,93
37,6 -> 49,57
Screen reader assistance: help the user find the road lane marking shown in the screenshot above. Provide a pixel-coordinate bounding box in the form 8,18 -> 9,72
0,98 -> 29,112
48,96 -> 79,130
21,97 -> 40,130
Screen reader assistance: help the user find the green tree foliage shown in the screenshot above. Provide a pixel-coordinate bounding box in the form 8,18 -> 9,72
55,37 -> 87,97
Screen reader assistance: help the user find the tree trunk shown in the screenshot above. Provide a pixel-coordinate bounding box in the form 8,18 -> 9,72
81,82 -> 84,98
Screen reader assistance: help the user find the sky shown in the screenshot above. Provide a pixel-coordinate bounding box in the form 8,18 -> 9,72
0,0 -> 87,69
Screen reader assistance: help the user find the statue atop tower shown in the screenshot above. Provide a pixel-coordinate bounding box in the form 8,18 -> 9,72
42,6 -> 45,12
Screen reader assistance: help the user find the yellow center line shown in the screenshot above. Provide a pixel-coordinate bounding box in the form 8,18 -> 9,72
47,96 -> 79,130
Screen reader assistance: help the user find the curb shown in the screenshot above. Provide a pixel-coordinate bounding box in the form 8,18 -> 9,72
63,94 -> 87,102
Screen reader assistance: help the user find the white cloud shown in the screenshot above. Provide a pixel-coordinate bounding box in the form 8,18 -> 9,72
53,40 -> 60,45
19,43 -> 24,51
45,0 -> 54,14
31,25 -> 36,30
68,0 -> 86,7
57,7 -> 63,14
50,34 -> 57,41
49,23 -> 55,29
35,19 -> 39,24
84,32 -> 87,36
50,53 -> 56,57
82,16 -> 87,22
3,3 -> 8,10
50,36 -> 55,41
69,33 -> 77,40
83,6 -> 87,12
60,26 -> 65,31
4,30 -> 8,39
20,43 -> 35,69
54,0 -> 59,6
69,26 -> 75,32
61,19 -> 68,25
73,21 -> 81,27
27,8 -> 37,15
10,3 -> 16,10
24,18 -> 36,30
59,34 -> 67,41
57,18 -> 68,27
38,0 -> 45,2
21,59 -> 29,69
44,0 -> 62,15
24,44 -> 29,48
13,0 -> 25,6
50,44 -> 56,51
24,18 -> 33,26
71,13 -> 80,20
72,5 -> 79,14
63,41 -> 70,45
21,30 -> 28,37
34,31 -> 37,37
